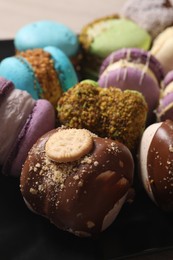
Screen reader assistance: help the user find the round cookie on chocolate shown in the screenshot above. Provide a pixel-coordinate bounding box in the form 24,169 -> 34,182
20,127 -> 134,237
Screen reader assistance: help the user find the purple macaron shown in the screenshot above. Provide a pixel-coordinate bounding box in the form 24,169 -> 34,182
98,48 -> 164,123
0,77 -> 56,177
3,99 -> 56,176
156,70 -> 173,121
156,92 -> 173,121
163,70 -> 173,90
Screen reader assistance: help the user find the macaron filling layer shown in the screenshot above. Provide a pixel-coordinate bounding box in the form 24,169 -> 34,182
19,48 -> 63,106
163,81 -> 173,96
156,92 -> 173,121
100,59 -> 158,86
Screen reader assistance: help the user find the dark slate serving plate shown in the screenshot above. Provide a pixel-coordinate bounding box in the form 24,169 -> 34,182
1,40 -> 173,260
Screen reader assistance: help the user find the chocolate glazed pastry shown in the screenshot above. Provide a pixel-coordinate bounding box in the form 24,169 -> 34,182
147,120 -> 173,211
140,120 -> 173,211
20,127 -> 134,237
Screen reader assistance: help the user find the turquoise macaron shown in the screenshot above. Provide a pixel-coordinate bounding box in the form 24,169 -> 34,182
0,46 -> 78,106
14,20 -> 80,58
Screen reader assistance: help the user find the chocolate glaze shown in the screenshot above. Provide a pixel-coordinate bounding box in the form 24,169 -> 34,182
147,120 -> 173,211
20,128 -> 134,236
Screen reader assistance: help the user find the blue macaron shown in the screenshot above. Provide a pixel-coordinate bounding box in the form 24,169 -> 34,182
0,56 -> 41,99
0,46 -> 78,105
14,20 -> 80,58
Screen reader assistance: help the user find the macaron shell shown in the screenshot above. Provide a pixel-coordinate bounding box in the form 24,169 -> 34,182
163,70 -> 173,87
151,26 -> 173,74
14,20 -> 79,57
44,46 -> 78,92
3,99 -> 56,177
0,56 -> 41,99
89,19 -> 151,58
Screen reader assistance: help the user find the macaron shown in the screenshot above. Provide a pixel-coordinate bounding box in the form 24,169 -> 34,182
156,70 -> 173,121
14,20 -> 80,65
122,0 -> 173,39
98,48 -> 164,123
139,120 -> 173,211
0,46 -> 78,106
79,15 -> 152,80
0,77 -> 56,177
151,26 -> 173,74
57,80 -> 148,152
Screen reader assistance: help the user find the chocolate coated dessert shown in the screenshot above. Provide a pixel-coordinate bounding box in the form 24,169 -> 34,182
20,127 -> 134,237
140,120 -> 173,211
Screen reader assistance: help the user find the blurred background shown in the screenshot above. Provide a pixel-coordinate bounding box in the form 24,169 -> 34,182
0,0 -> 127,39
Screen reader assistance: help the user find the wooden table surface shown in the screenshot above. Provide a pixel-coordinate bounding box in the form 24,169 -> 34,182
1,0 -> 173,259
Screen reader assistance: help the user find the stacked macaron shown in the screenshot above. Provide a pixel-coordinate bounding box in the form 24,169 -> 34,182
98,48 -> 164,123
79,15 -> 151,80
0,77 -> 55,177
0,46 -> 78,107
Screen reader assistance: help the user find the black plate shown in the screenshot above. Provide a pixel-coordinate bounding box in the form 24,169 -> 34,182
1,40 -> 173,260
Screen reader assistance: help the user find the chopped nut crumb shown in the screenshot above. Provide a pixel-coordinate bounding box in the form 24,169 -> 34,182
87,221 -> 95,229
29,188 -> 38,195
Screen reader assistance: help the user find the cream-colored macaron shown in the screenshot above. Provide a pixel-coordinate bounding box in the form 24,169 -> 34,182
151,26 -> 173,74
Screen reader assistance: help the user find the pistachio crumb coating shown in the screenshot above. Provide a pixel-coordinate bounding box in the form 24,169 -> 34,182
57,83 -> 148,151
57,82 -> 101,132
98,88 -> 148,150
19,49 -> 62,106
